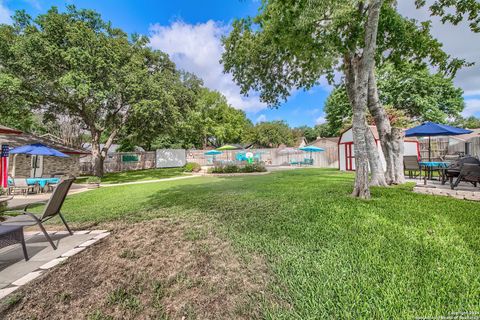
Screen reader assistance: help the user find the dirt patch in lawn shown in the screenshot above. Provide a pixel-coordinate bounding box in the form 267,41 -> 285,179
1,218 -> 276,319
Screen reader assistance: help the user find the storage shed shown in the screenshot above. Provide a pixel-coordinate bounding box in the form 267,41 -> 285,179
338,126 -> 419,171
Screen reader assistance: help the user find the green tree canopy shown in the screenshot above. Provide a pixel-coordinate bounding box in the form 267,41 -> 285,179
246,120 -> 295,148
324,62 -> 465,135
0,5 -> 182,176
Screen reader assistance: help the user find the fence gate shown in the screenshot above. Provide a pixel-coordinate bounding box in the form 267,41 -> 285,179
156,149 -> 186,168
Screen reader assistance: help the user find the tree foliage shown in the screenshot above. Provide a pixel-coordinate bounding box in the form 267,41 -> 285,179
324,62 -> 465,135
245,121 -> 295,148
0,6 -> 184,176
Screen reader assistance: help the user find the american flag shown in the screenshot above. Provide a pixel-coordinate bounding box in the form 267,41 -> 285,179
0,145 -> 9,188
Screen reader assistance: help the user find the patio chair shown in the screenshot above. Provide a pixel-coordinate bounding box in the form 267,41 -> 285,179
1,178 -> 75,250
442,156 -> 480,185
403,156 -> 420,178
451,163 -> 480,190
8,176 -> 35,196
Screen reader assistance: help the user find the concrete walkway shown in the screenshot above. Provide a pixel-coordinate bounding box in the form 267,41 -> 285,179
0,230 -> 110,299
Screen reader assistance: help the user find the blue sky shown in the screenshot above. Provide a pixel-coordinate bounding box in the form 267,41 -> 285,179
1,0 -> 479,127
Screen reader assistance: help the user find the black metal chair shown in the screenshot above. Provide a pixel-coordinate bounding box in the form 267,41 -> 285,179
442,156 -> 480,185
1,178 -> 75,250
451,163 -> 480,190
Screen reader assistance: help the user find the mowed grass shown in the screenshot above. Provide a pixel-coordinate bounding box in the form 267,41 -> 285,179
58,169 -> 480,318
75,167 -> 187,184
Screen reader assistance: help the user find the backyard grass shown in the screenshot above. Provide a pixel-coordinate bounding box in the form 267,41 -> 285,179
75,167 -> 188,184
6,169 -> 480,319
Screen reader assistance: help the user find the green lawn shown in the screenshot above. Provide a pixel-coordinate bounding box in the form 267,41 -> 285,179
75,167 -> 188,184
59,169 -> 480,318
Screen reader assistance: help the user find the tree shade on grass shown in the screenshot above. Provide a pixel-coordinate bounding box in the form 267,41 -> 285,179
58,169 -> 480,318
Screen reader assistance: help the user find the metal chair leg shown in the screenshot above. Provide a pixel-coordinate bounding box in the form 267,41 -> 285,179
37,222 -> 56,250
19,232 -> 29,261
58,212 -> 73,235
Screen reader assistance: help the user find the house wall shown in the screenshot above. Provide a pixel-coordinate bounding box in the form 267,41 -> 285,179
8,154 -> 80,177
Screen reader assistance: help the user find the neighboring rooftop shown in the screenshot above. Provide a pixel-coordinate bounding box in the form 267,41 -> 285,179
0,132 -> 89,155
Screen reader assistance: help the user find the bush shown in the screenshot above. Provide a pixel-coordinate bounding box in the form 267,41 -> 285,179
210,162 -> 266,174
223,164 -> 240,173
184,162 -> 201,173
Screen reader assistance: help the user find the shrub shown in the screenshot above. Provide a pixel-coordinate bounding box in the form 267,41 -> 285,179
184,162 -> 201,173
209,162 -> 266,174
223,164 -> 239,173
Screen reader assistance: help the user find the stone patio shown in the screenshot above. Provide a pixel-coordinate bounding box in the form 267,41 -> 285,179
0,229 -> 110,299
409,178 -> 480,201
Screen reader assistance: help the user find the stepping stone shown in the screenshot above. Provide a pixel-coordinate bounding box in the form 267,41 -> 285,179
12,271 -> 43,286
74,230 -> 90,235
93,232 -> 110,240
89,230 -> 108,234
0,286 -> 19,300
39,257 -> 68,270
78,239 -> 100,247
61,247 -> 86,257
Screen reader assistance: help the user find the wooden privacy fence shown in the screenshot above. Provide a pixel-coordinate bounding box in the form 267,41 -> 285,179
80,151 -> 157,174
419,136 -> 480,160
80,146 -> 340,175
187,146 -> 339,168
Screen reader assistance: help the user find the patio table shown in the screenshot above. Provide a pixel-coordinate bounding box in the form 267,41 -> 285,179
419,161 -> 448,185
8,177 -> 60,190
0,225 -> 29,261
25,178 -> 60,189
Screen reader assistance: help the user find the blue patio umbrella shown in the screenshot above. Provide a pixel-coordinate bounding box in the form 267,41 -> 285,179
10,143 -> 69,177
204,150 -> 222,156
299,146 -> 325,159
405,122 -> 472,161
204,150 -> 222,162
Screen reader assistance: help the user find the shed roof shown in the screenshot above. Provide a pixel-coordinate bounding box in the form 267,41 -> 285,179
0,132 -> 89,155
0,125 -> 22,135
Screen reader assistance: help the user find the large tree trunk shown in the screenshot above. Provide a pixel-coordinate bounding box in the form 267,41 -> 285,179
90,130 -> 104,177
365,125 -> 388,186
367,69 -> 405,184
90,128 -> 119,177
345,0 -> 383,198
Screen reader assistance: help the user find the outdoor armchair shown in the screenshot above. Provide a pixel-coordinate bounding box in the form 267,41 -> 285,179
403,156 -> 421,178
1,178 -> 74,250
8,177 -> 35,196
443,156 -> 480,185
451,163 -> 480,190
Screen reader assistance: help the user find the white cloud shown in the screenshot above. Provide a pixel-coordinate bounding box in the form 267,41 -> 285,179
307,108 -> 320,115
315,116 -> 326,125
463,99 -> 480,117
149,20 -> 266,112
256,114 -> 267,123
397,2 -> 480,96
0,0 -> 12,25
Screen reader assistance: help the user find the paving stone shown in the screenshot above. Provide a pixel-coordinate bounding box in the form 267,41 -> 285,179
61,247 -> 86,257
89,230 -> 108,234
78,239 -> 100,247
73,230 -> 90,235
23,232 -> 40,236
55,231 -> 71,236
0,286 -> 19,300
39,257 -> 68,270
12,271 -> 43,286
93,232 -> 110,240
